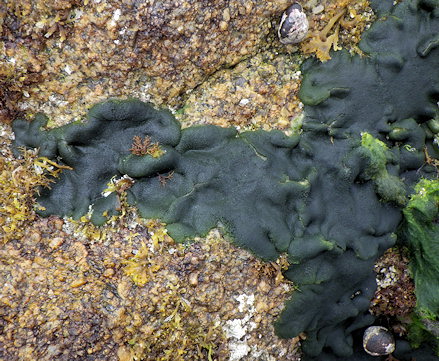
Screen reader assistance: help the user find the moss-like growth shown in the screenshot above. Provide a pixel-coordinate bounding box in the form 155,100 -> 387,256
399,179 -> 439,353
11,0 -> 439,360
402,179 -> 439,313
360,132 -> 407,205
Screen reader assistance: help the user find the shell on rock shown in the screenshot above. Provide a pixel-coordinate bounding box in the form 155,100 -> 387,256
363,326 -> 396,356
278,3 -> 309,45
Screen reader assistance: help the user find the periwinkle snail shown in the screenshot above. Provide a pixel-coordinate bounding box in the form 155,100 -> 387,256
363,326 -> 396,356
278,3 -> 309,44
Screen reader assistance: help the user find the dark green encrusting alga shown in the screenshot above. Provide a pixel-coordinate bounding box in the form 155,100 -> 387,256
11,0 -> 439,360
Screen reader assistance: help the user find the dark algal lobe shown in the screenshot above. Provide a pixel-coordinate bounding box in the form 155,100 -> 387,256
13,100 -> 181,223
11,0 -> 439,360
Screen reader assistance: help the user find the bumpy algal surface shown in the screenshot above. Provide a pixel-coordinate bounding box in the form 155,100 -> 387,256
12,0 -> 439,360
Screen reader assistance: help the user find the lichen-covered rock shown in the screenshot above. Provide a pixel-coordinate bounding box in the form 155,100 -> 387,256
175,51 -> 303,131
1,0 -> 290,123
11,0 -> 439,360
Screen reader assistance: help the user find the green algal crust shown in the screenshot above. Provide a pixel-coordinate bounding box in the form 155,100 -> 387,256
399,179 -> 439,353
403,179 -> 439,316
360,132 -> 407,205
11,0 -> 439,360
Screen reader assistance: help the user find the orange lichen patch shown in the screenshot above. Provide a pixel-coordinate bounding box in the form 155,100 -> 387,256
301,0 -> 373,61
0,143 -> 70,243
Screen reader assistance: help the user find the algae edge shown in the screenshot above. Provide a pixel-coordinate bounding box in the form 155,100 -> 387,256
11,0 -> 439,360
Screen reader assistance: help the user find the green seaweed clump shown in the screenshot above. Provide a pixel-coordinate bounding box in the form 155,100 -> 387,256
402,179 -> 439,317
399,179 -> 439,353
359,132 -> 407,205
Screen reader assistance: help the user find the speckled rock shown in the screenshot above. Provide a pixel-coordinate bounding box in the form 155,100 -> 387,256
1,0 -> 375,130
175,51 -> 304,132
1,0 -> 291,125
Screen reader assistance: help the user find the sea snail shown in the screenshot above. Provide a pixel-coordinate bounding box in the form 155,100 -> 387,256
278,3 -> 309,44
363,326 -> 396,356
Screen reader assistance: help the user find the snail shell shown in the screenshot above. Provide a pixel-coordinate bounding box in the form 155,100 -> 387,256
363,326 -> 396,356
278,3 -> 309,44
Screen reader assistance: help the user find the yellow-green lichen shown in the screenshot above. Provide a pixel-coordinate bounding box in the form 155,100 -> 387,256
0,147 -> 70,243
120,222 -> 226,361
